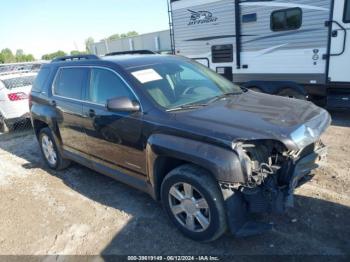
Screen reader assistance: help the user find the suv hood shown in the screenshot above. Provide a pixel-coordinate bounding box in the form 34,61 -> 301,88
175,91 -> 331,151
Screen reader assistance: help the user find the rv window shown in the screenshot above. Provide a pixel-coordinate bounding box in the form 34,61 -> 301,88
242,13 -> 257,23
344,0 -> 350,23
271,8 -> 302,31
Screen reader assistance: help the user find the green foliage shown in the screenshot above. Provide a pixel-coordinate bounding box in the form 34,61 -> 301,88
85,37 -> 95,53
42,50 -> 67,60
70,50 -> 88,56
108,31 -> 139,41
108,34 -> 120,41
0,48 -> 35,64
15,49 -> 35,62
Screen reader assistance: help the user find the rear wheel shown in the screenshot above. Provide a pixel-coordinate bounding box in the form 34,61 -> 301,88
277,88 -> 306,100
161,164 -> 227,242
39,128 -> 71,170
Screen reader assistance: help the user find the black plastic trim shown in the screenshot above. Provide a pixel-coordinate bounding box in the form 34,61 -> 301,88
235,0 -> 242,69
344,0 -> 350,23
325,0 -> 336,83
52,55 -> 99,63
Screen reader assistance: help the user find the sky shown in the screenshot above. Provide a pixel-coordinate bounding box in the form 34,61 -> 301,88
0,0 -> 169,59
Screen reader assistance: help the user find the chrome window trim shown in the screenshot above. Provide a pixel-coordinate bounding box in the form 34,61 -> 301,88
51,65 -> 143,112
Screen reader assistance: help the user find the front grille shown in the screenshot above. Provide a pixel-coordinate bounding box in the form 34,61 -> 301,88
212,45 -> 233,63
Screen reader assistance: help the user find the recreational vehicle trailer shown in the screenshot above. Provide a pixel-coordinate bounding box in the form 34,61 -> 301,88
169,0 -> 350,109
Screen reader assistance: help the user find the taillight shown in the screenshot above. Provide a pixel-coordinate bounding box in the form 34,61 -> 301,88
7,92 -> 28,101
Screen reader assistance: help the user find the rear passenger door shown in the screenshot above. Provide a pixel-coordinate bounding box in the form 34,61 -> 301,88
82,67 -> 146,174
52,67 -> 89,156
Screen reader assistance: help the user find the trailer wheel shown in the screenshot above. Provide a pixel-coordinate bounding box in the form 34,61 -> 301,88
277,88 -> 306,100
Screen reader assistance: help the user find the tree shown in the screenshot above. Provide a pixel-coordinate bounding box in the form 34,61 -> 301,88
108,34 -> 120,41
108,31 -> 139,41
70,50 -> 87,56
16,49 -> 24,57
85,37 -> 95,53
126,31 -> 138,37
15,49 -> 35,62
0,48 -> 35,63
1,49 -> 16,63
24,54 -> 35,62
42,50 -> 67,60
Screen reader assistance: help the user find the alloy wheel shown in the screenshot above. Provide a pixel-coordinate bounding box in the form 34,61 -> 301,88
168,182 -> 211,232
41,134 -> 57,166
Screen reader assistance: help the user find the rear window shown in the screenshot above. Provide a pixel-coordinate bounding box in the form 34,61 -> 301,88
53,67 -> 89,100
2,75 -> 36,90
32,68 -> 50,92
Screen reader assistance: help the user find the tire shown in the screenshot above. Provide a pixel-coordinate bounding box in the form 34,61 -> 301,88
0,114 -> 10,133
161,164 -> 227,242
39,127 -> 71,170
277,88 -> 306,100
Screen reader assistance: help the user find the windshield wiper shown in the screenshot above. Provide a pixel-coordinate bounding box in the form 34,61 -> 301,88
166,103 -> 208,112
167,92 -> 240,112
207,92 -> 240,104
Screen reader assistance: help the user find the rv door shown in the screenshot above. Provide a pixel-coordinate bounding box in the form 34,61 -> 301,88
328,0 -> 350,83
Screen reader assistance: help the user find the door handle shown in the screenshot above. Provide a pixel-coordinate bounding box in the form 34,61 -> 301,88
88,109 -> 96,118
324,20 -> 347,58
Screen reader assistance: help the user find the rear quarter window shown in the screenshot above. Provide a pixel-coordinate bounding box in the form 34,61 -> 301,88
2,75 -> 36,90
32,68 -> 51,92
53,67 -> 89,100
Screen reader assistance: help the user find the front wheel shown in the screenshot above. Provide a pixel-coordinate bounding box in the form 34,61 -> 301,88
161,164 -> 227,242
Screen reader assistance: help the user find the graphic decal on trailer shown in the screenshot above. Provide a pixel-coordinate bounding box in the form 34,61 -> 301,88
187,9 -> 218,25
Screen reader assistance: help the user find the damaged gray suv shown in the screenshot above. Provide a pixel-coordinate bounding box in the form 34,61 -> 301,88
30,54 -> 331,242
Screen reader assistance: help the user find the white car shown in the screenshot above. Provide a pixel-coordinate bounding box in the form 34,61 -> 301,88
0,72 -> 37,132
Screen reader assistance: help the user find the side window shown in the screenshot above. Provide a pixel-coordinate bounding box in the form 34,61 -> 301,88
54,67 -> 88,100
242,13 -> 257,23
271,8 -> 302,31
88,68 -> 134,105
32,68 -> 50,92
344,0 -> 350,23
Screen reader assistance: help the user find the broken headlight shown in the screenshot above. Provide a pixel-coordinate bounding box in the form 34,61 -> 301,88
290,109 -> 331,150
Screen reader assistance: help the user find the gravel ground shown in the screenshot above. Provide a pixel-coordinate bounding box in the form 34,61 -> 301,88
0,112 -> 349,256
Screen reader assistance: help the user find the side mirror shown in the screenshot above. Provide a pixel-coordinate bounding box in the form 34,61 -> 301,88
107,97 -> 141,112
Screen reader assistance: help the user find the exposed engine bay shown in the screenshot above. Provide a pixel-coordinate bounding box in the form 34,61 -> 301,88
229,140 -> 326,214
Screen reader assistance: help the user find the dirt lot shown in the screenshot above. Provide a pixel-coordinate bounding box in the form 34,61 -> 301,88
0,112 -> 349,256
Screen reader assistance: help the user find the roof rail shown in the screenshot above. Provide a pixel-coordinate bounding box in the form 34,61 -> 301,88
51,54 -> 99,63
105,50 -> 156,56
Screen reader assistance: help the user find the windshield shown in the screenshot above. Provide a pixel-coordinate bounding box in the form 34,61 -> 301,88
128,59 -> 242,110
1,75 -> 36,90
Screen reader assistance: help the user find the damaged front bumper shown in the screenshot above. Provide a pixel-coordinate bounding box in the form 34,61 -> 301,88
223,142 -> 327,237
242,142 -> 327,213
